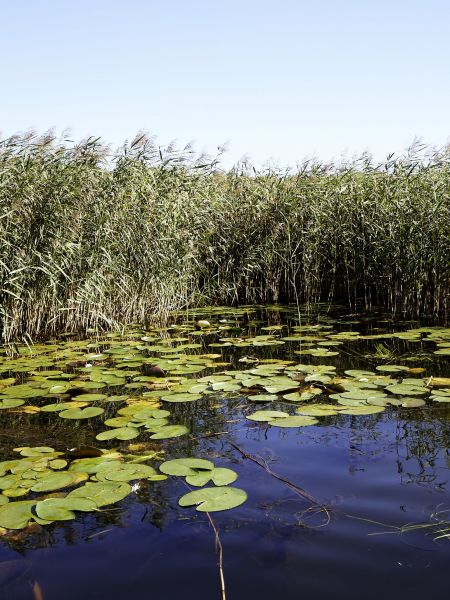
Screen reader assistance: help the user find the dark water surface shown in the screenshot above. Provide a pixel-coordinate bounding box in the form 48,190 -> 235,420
1,307 -> 449,600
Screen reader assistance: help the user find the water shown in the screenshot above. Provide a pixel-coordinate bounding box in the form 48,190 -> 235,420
1,306 -> 449,599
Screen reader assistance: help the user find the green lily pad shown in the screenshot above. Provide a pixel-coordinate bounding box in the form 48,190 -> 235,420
15,446 -> 55,457
247,410 -> 289,422
338,406 -> 385,415
161,393 -> 202,403
385,384 -> 428,396
96,427 -> 140,441
159,458 -> 214,476
296,405 -> 339,416
30,471 -> 82,492
186,467 -> 238,487
0,500 -> 35,529
96,463 -> 157,482
150,425 -> 189,439
73,393 -> 108,402
178,486 -> 247,512
269,415 -> 318,427
248,394 -> 278,402
375,365 -> 409,373
400,397 -> 426,407
68,481 -> 131,507
0,398 -> 25,409
59,407 -> 105,419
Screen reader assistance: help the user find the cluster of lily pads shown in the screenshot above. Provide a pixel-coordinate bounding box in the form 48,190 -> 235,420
0,445 -> 165,529
1,308 -> 450,531
159,458 -> 247,511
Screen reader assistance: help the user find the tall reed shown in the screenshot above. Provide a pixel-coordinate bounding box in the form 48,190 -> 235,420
0,132 -> 449,341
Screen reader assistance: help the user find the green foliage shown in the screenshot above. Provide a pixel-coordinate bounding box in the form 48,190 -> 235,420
1,133 -> 450,340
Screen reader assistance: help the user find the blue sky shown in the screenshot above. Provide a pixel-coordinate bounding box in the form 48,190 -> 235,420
1,0 -> 449,168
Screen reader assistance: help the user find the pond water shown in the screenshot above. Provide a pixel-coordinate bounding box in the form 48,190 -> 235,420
0,305 -> 449,600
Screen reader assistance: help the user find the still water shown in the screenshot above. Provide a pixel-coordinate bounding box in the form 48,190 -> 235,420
0,306 -> 449,600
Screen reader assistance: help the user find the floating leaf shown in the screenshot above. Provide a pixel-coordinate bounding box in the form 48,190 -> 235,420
96,463 -> 157,482
247,410 -> 289,422
159,458 -> 214,477
59,407 -> 105,419
0,500 -> 35,529
30,471 -> 83,492
270,415 -> 318,427
0,398 -> 25,409
178,486 -> 247,512
150,425 -> 189,439
68,481 -> 131,507
96,427 -> 140,441
161,393 -> 202,403
248,394 -> 278,402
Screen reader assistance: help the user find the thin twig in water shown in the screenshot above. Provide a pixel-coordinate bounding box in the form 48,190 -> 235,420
229,441 -> 331,525
206,511 -> 226,600
182,481 -> 227,599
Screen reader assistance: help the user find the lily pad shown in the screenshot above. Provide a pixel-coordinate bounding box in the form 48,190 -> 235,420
269,415 -> 318,427
0,398 -> 25,409
59,407 -> 105,419
0,500 -> 35,529
150,425 -> 189,439
159,458 -> 214,476
247,410 -> 289,422
68,481 -> 131,507
178,486 -> 247,512
96,427 -> 140,441
186,467 -> 238,487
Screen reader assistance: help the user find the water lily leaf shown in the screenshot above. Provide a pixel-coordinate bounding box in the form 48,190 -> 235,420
104,416 -> 132,428
282,391 -> 317,402
131,408 -> 170,421
30,471 -> 82,492
400,397 -> 426,407
97,463 -> 157,482
344,370 -> 376,378
49,459 -> 68,470
150,425 -> 189,439
270,415 -> 318,427
69,455 -> 121,474
41,401 -> 89,412
338,406 -> 385,415
0,398 -> 25,409
296,405 -> 339,416
73,393 -> 108,402
248,394 -> 278,402
34,499 -> 76,521
0,500 -> 35,529
161,393 -> 202,403
15,446 -> 55,457
1,384 -> 44,398
186,467 -> 238,487
68,481 -> 131,507
96,427 -> 140,441
385,384 -> 428,396
59,407 -> 105,419
247,410 -> 289,422
178,486 -> 247,512
375,365 -> 409,373
159,458 -> 214,476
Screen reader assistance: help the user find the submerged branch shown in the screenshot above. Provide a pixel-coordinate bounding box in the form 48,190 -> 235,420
229,441 -> 331,525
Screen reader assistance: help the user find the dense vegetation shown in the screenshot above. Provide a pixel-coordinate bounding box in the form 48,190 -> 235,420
0,132 -> 449,341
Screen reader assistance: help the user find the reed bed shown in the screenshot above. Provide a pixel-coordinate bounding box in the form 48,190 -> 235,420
0,132 -> 449,341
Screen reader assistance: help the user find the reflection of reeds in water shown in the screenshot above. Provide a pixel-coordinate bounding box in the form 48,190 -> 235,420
351,505 -> 450,543
1,132 -> 449,342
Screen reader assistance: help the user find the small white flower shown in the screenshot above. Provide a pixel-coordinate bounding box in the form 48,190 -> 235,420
131,482 -> 140,493
85,363 -> 93,368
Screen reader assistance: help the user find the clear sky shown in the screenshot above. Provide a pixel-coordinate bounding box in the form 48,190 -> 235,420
1,0 -> 449,168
